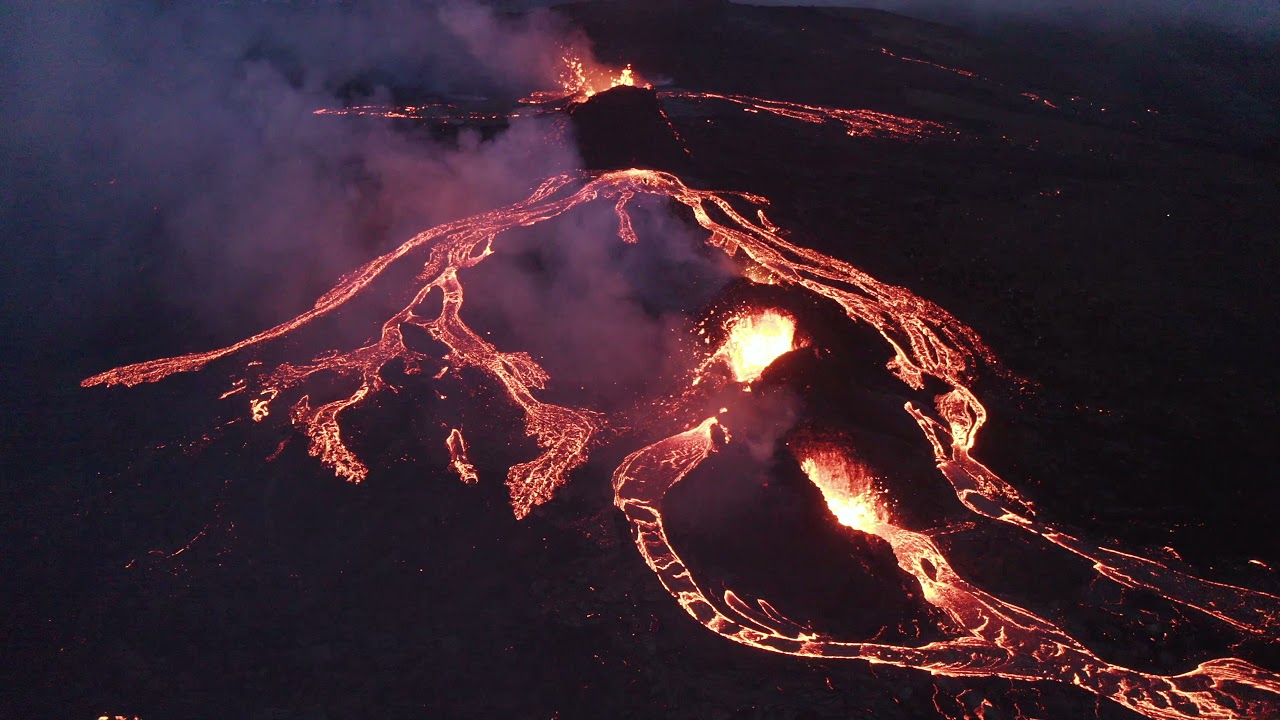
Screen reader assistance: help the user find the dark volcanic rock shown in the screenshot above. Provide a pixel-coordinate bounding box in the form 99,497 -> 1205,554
569,85 -> 690,172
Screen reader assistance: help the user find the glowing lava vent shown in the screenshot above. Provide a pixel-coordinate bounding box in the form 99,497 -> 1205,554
799,450 -> 887,534
559,53 -> 647,99
719,310 -> 798,383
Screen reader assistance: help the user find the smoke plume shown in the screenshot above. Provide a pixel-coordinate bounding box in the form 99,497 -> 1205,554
0,0 -> 739,426
0,1 -> 589,371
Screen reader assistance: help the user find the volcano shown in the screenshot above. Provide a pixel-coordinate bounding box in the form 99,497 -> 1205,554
4,2 -> 1279,720
569,85 -> 691,172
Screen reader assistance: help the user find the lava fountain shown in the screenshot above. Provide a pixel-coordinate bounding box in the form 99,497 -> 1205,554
800,449 -> 888,534
713,310 -> 798,384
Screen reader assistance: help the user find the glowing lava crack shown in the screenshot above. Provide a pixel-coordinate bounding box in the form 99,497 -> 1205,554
84,168 -> 1279,719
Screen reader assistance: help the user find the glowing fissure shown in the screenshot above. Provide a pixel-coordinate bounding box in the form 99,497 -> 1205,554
1020,92 -> 1060,110
85,167 -> 1278,714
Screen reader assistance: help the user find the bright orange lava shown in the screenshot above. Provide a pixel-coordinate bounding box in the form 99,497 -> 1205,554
315,90 -> 947,145
799,450 -> 887,533
615,417 -> 1280,720
659,91 -> 947,140
556,53 -> 647,99
446,427 -> 479,485
316,91 -> 947,143
84,165 -> 1280,718
718,310 -> 797,383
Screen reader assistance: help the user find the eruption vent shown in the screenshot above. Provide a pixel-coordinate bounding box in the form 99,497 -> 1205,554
720,310 -> 797,383
799,451 -> 887,534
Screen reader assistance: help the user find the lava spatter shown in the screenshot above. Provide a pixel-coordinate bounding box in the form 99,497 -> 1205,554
447,427 -> 479,485
704,309 -> 799,384
658,91 -> 947,140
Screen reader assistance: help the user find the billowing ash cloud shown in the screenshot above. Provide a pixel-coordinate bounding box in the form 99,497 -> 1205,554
0,1 -> 593,357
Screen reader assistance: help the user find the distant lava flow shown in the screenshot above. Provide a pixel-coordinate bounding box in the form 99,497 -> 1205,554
314,90 -> 946,141
313,53 -> 646,120
314,53 -> 942,140
880,47 -> 979,78
312,103 -> 549,122
658,91 -> 946,140
84,168 -> 1278,717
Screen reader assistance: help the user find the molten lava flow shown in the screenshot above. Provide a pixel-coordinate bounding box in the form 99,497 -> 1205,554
83,168 -> 988,517
714,310 -> 798,384
446,427 -> 478,485
799,450 -> 887,533
560,56 -> 645,99
312,103 -> 548,122
312,57 -> 648,122
659,91 -> 947,140
311,55 -> 945,144
880,47 -> 979,78
614,424 -> 1280,720
85,166 -> 1279,717
1020,92 -> 1060,110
